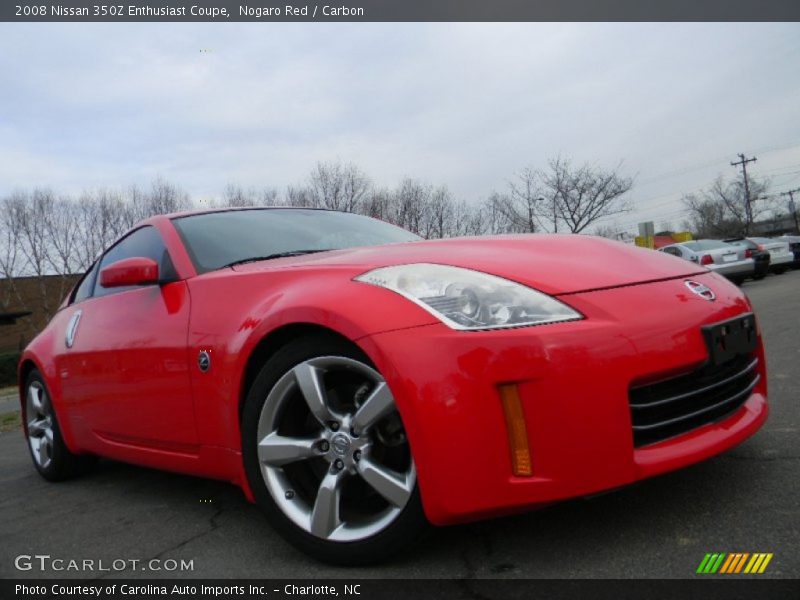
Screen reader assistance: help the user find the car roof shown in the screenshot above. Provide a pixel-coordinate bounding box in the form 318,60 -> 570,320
139,206 -> 336,227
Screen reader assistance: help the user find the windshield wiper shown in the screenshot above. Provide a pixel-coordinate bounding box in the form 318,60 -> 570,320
222,249 -> 333,269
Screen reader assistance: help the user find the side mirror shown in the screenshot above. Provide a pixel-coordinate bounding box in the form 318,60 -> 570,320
99,257 -> 160,288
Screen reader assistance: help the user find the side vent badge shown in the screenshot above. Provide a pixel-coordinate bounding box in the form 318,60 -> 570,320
198,350 -> 211,373
65,310 -> 82,348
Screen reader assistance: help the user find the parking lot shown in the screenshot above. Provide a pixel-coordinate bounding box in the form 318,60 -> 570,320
0,270 -> 798,580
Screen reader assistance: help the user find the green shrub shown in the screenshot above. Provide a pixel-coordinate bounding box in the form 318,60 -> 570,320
0,352 -> 20,388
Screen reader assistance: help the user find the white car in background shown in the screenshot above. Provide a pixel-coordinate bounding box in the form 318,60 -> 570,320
747,237 -> 793,274
775,235 -> 800,269
658,239 -> 754,284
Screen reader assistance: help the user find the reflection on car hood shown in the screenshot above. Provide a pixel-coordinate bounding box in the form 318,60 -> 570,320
231,234 -> 709,295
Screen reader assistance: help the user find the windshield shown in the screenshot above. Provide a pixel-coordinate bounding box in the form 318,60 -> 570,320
172,208 -> 421,273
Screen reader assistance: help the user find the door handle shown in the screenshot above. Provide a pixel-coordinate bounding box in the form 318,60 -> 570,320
65,310 -> 82,348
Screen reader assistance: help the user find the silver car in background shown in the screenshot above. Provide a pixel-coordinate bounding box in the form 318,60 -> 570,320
748,237 -> 793,274
659,239 -> 755,284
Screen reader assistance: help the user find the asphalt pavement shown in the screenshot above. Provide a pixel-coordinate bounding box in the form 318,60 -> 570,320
1,270 -> 798,579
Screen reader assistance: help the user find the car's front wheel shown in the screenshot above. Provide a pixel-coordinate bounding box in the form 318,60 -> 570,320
23,369 -> 96,481
241,335 -> 427,565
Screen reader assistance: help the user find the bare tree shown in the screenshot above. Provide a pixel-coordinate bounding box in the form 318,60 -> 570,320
451,199 -> 485,237
306,161 -> 372,212
0,193 -> 26,310
16,189 -> 53,279
500,167 -> 546,233
391,178 -> 432,235
360,188 -> 392,221
544,157 -> 633,234
593,222 -> 629,241
422,186 -> 454,239
682,176 -> 771,237
260,187 -> 280,205
285,185 -> 315,208
218,184 -> 280,207
222,183 -> 258,207
74,188 -> 129,270
43,197 -> 83,276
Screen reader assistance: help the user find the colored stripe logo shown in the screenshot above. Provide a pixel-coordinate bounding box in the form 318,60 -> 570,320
697,553 -> 773,574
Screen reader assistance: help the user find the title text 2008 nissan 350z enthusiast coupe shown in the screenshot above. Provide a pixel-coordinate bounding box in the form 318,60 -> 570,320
18,208 -> 768,564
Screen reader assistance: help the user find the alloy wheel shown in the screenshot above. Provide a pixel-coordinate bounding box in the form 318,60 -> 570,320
26,381 -> 55,469
256,356 -> 416,542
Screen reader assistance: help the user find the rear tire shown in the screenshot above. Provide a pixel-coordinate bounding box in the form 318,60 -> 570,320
23,370 -> 96,482
241,335 -> 428,565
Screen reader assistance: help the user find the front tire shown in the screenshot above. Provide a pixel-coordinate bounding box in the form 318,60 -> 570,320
23,370 -> 96,481
241,335 -> 427,565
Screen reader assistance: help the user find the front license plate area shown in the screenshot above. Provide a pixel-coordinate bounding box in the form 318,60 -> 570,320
702,313 -> 757,366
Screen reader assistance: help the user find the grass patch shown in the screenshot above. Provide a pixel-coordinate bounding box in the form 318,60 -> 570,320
0,410 -> 21,433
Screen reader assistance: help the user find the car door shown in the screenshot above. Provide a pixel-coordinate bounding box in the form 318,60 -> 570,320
59,225 -> 197,448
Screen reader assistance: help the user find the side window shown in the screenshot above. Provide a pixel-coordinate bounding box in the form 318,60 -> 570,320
71,261 -> 100,304
93,226 -> 177,298
662,247 -> 681,257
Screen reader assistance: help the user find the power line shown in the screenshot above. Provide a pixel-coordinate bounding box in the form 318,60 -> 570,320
634,141 -> 800,188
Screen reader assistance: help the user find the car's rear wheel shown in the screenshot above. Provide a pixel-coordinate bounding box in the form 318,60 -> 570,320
23,370 -> 96,481
241,336 -> 427,565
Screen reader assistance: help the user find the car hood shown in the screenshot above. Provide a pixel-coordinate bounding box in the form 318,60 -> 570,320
232,234 -> 709,296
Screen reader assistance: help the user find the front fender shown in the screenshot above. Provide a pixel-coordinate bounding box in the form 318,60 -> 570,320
17,322 -> 84,454
185,267 -> 437,453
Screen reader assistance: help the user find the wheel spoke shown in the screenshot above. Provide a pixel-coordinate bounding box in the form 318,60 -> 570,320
352,382 -> 394,433
357,457 -> 413,507
293,363 -> 333,425
28,385 -> 43,413
258,432 -> 318,466
37,435 -> 50,464
310,470 -> 344,538
27,418 -> 46,436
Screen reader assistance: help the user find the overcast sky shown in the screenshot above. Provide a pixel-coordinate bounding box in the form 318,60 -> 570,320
1,22 -> 798,232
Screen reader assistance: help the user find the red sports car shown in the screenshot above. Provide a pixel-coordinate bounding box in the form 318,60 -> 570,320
19,208 -> 768,564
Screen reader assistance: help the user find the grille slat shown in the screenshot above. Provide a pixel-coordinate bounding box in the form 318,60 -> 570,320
629,357 -> 759,410
632,375 -> 759,432
629,353 -> 759,447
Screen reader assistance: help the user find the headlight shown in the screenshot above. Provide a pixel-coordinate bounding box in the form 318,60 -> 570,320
354,263 -> 582,330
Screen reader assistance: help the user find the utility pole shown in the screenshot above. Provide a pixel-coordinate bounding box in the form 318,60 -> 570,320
731,153 -> 757,233
780,187 -> 800,233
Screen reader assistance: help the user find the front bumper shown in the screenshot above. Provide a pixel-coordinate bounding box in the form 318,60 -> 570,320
359,272 -> 768,525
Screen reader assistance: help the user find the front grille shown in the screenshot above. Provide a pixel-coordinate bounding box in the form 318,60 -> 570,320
628,353 -> 760,447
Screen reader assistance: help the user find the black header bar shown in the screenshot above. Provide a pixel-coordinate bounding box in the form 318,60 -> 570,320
3,0 -> 800,22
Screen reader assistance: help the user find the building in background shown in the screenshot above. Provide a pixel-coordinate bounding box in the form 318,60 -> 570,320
0,274 -> 79,354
